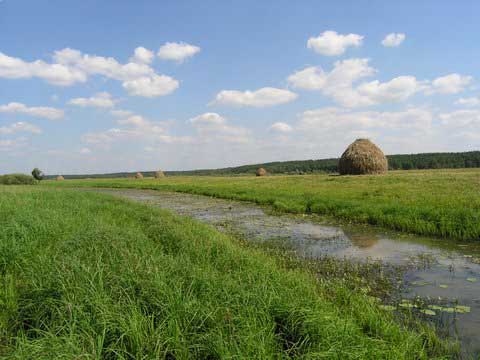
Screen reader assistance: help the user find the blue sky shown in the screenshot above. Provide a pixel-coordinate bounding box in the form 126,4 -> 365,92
1,0 -> 479,174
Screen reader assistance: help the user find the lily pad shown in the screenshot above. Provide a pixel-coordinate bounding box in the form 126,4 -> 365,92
421,309 -> 436,316
439,284 -> 449,289
399,302 -> 415,308
379,305 -> 396,311
466,277 -> 477,282
412,281 -> 430,286
428,305 -> 443,311
441,307 -> 456,313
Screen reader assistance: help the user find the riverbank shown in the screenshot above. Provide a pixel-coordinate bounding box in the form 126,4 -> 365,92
0,186 -> 454,358
45,169 -> 480,240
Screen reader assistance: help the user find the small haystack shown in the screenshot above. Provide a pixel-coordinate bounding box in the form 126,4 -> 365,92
56,175 -> 64,181
338,139 -> 388,175
256,168 -> 267,177
135,172 -> 144,179
154,170 -> 165,179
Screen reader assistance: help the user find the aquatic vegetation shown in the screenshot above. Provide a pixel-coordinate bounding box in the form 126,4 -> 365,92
44,169 -> 480,240
466,277 -> 477,282
0,186 -> 456,358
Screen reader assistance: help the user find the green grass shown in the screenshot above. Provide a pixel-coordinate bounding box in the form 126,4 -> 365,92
46,169 -> 480,240
0,186 -> 453,358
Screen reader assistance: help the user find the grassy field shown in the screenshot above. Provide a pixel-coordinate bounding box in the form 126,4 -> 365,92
46,169 -> 480,240
0,186 -> 454,358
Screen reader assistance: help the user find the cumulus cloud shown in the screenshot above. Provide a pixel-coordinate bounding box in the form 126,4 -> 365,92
307,31 -> 363,56
0,102 -> 64,120
129,47 -> 154,64
0,121 -> 42,135
211,87 -> 298,107
83,112 -> 192,149
288,59 -> 425,107
0,48 -> 179,98
381,33 -> 406,47
110,109 -> 134,117
439,109 -> 480,127
79,147 -> 91,154
68,92 -> 115,108
122,74 -> 179,97
189,112 -> 250,143
157,42 -> 201,62
428,73 -> 472,94
0,137 -> 28,152
455,97 -> 480,107
0,52 -> 87,86
270,122 -> 293,133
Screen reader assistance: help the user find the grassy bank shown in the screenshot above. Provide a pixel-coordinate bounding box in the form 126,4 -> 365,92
0,186 -> 452,358
46,169 -> 480,240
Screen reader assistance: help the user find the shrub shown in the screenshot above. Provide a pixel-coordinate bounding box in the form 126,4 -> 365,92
0,173 -> 36,185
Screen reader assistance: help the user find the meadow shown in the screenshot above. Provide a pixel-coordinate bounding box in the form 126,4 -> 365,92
47,169 -> 480,240
0,186 -> 454,358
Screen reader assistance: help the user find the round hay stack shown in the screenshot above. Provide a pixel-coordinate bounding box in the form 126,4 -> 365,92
256,167 -> 267,177
56,175 -> 64,181
135,172 -> 144,179
338,139 -> 388,175
154,170 -> 165,179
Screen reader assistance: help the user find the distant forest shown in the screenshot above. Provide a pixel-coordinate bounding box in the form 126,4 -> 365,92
52,151 -> 480,179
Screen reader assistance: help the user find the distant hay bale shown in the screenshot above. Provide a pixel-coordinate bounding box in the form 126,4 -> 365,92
256,168 -> 267,177
135,172 -> 144,179
154,170 -> 165,179
56,175 -> 64,181
338,139 -> 388,175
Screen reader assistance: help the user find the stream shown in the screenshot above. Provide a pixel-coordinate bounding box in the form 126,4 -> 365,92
88,188 -> 480,357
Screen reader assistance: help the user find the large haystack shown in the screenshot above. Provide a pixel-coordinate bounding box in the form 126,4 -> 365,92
256,168 -> 267,177
338,139 -> 388,175
135,172 -> 144,179
154,170 -> 165,179
56,175 -> 64,181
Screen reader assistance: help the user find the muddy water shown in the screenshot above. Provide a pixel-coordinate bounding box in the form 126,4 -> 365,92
91,188 -> 480,356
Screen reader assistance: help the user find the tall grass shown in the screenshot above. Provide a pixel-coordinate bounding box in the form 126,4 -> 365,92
0,186 -> 453,358
46,169 -> 480,240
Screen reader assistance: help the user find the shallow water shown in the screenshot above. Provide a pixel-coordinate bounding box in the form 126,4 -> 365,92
89,188 -> 480,357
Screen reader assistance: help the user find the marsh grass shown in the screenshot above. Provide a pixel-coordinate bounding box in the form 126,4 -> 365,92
0,186 -> 457,358
45,169 -> 480,240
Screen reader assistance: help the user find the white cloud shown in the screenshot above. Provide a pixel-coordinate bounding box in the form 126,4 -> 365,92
356,76 -> 424,104
455,97 -> 480,107
122,74 -> 179,97
68,92 -> 115,108
0,121 -> 42,135
0,48 -> 180,98
0,102 -> 64,120
439,109 -> 480,127
0,52 -> 87,86
307,31 -> 363,56
212,87 -> 298,107
270,122 -> 293,133
189,112 -> 226,126
0,137 -> 28,152
381,33 -> 406,47
79,147 -> 91,154
130,47 -> 154,64
189,112 -> 250,143
298,107 -> 432,134
288,59 -> 424,107
428,73 -> 472,94
157,42 -> 201,62
110,109 -> 134,117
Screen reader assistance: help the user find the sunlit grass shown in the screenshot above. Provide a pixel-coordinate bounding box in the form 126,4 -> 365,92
0,186 -> 454,358
46,169 -> 480,240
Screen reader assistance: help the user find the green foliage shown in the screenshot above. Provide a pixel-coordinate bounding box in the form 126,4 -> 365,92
0,187 -> 453,358
0,173 -> 36,185
31,168 -> 44,181
46,169 -> 480,240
